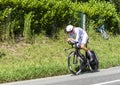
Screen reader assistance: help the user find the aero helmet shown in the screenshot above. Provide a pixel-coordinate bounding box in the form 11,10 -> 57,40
66,25 -> 73,32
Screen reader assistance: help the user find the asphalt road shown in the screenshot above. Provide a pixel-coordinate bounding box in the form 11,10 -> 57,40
1,66 -> 120,85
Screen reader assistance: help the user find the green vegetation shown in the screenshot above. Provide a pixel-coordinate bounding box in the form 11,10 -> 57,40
0,0 -> 120,43
0,30 -> 120,83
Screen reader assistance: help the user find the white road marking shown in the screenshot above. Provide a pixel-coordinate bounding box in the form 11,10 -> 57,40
92,79 -> 120,85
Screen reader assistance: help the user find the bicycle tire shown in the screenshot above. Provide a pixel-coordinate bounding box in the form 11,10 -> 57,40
68,51 -> 83,75
90,51 -> 99,72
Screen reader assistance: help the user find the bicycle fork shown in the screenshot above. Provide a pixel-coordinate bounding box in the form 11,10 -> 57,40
73,55 -> 84,65
73,55 -> 78,64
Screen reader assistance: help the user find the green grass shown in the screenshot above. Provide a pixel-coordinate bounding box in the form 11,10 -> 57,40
0,29 -> 120,83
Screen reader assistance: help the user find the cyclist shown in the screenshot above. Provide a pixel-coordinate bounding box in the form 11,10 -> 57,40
65,25 -> 93,61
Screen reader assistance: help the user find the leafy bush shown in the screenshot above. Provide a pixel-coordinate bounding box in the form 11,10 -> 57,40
72,1 -> 120,33
0,0 -> 120,43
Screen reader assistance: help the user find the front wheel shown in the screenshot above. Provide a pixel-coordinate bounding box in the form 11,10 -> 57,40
68,51 -> 83,75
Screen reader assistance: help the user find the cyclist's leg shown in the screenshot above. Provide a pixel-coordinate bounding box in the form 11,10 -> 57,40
79,36 -> 93,61
87,50 -> 93,62
77,34 -> 88,51
80,44 -> 93,61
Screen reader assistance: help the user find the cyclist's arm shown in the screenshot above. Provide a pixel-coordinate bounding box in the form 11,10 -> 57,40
67,35 -> 78,44
67,38 -> 78,44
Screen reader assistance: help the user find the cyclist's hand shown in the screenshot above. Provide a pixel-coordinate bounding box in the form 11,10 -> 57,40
66,38 -> 72,42
67,38 -> 75,46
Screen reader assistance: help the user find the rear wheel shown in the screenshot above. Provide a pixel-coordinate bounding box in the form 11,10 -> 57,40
68,51 -> 83,75
90,51 -> 99,72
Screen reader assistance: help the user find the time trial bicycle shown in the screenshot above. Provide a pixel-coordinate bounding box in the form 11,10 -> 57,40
65,42 -> 99,75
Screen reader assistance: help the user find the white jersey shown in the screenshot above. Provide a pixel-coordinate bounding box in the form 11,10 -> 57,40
69,27 -> 88,47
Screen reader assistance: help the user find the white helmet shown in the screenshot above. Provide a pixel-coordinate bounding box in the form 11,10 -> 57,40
66,25 -> 73,32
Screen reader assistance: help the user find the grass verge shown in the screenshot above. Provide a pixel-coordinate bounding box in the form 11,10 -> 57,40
0,30 -> 120,83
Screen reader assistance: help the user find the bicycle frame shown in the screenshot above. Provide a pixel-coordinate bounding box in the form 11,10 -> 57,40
65,43 -> 84,62
65,42 -> 99,75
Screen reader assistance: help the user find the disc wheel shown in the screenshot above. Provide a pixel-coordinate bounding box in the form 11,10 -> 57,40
90,51 -> 99,72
